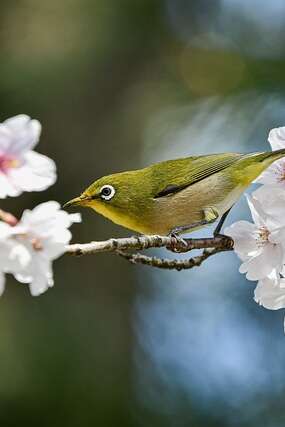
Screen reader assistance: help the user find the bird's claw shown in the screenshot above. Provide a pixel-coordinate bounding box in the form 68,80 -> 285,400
167,232 -> 189,253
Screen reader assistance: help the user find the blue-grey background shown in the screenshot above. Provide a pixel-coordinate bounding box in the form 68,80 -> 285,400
1,1 -> 285,426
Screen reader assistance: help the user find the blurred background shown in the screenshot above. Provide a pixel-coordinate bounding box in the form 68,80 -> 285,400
1,1 -> 285,426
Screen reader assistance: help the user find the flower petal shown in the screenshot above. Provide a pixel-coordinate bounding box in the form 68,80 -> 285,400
224,220 -> 258,256
28,260 -> 54,296
254,277 -> 285,310
9,243 -> 32,269
252,185 -> 285,227
7,151 -> 56,193
0,171 -> 22,198
269,226 -> 285,247
0,222 -> 14,239
239,243 -> 283,281
20,202 -> 80,242
21,201 -> 60,225
268,126 -> 285,151
246,194 -> 268,227
43,241 -> 66,259
3,115 -> 41,155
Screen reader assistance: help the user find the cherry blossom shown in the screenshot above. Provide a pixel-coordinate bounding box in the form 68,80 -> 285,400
255,126 -> 285,185
248,185 -> 285,247
0,114 -> 56,198
224,194 -> 285,281
254,273 -> 285,311
0,202 -> 81,296
254,273 -> 285,332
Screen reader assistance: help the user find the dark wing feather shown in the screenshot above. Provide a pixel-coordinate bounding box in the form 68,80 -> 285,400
152,153 -> 245,199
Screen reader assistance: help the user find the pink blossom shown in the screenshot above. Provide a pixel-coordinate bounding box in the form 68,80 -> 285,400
0,115 -> 56,198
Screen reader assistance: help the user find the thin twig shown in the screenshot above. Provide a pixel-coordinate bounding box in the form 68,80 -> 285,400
116,247 -> 230,270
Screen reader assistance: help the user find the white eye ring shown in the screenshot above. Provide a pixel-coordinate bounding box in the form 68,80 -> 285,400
100,185 -> 116,201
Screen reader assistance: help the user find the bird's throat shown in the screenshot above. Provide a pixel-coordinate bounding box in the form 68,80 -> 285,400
89,200 -> 144,234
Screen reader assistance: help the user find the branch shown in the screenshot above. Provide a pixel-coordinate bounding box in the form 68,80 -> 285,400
0,207 -> 234,271
66,234 -> 233,255
66,234 -> 234,271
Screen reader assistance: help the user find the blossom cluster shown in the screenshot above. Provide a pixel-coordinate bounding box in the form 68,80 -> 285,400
0,115 -> 80,295
225,126 -> 285,330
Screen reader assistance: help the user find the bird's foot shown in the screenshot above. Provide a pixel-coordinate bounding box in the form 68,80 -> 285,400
167,231 -> 189,253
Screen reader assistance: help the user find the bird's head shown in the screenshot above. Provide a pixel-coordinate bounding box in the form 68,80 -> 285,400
63,170 -> 150,227
64,174 -> 121,209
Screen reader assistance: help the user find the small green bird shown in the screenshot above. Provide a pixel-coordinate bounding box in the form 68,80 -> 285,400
64,150 -> 285,236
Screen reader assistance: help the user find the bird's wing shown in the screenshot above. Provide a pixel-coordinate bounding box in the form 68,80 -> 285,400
152,153 -> 245,198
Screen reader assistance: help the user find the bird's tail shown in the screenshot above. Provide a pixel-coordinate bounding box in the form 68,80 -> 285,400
234,149 -> 285,186
254,148 -> 285,164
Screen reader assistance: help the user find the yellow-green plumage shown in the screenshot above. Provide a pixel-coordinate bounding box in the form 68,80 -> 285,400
64,150 -> 285,235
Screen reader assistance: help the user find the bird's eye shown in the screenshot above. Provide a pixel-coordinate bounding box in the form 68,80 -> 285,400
100,185 -> 116,201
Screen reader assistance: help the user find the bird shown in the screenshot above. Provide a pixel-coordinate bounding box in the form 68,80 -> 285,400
64,149 -> 285,237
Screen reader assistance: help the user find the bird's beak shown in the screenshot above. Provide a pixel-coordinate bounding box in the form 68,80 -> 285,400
63,194 -> 92,208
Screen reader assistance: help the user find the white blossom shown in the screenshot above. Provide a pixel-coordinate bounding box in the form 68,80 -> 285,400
0,202 -> 81,296
224,194 -> 285,281
254,273 -> 285,311
250,185 -> 285,254
254,274 -> 285,332
225,125 -> 285,331
255,126 -> 285,185
0,115 -> 56,198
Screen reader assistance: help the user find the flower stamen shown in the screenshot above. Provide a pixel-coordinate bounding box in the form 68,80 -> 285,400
0,155 -> 20,173
31,238 -> 43,251
257,226 -> 270,246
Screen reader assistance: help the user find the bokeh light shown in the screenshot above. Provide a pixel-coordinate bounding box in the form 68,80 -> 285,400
1,1 -> 285,426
